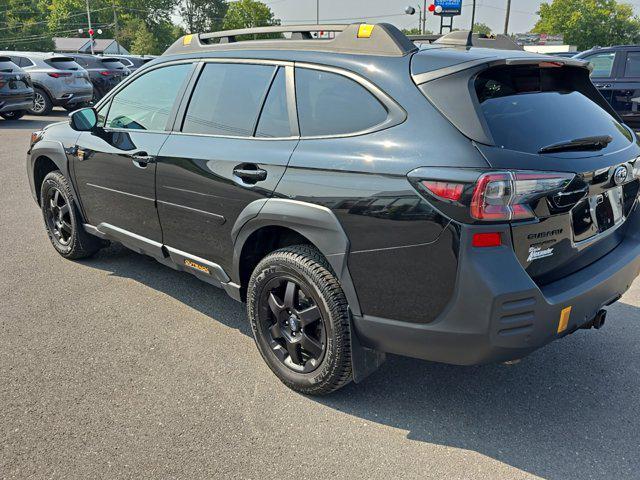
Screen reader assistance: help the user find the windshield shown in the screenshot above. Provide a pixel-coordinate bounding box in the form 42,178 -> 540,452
476,65 -> 632,154
46,57 -> 80,70
101,58 -> 126,69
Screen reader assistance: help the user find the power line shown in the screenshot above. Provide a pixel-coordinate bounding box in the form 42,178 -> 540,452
0,8 -> 112,31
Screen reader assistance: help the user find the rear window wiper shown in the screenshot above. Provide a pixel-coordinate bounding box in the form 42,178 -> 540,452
538,135 -> 613,154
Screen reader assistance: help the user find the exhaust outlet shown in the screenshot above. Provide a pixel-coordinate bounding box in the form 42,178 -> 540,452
581,309 -> 607,330
592,309 -> 606,329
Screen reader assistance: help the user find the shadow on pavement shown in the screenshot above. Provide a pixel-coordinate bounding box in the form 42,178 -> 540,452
0,110 -> 67,130
84,243 -> 640,480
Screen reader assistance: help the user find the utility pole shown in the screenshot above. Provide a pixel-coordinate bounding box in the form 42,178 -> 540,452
504,0 -> 511,34
85,0 -> 94,54
316,0 -> 319,25
112,3 -> 120,54
422,0 -> 427,34
470,0 -> 477,31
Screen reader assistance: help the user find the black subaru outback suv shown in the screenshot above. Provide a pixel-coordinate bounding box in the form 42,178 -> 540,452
27,24 -> 640,395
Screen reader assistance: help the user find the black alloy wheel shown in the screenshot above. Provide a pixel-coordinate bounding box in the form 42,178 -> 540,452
44,186 -> 73,247
40,171 -> 102,259
261,277 -> 327,373
247,245 -> 353,395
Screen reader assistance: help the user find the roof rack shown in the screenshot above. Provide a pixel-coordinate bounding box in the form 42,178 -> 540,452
433,30 -> 523,51
163,23 -> 417,57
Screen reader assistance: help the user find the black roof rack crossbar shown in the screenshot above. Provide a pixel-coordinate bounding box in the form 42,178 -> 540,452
432,30 -> 523,51
199,24 -> 349,44
163,23 -> 418,57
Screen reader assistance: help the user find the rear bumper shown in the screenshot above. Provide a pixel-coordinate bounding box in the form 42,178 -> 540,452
0,93 -> 34,113
354,204 -> 640,365
53,91 -> 93,107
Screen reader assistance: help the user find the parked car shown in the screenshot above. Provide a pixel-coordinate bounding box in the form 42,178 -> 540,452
104,54 -> 154,73
0,56 -> 34,120
27,25 -> 640,395
67,54 -> 130,103
4,52 -> 92,115
575,46 -> 640,128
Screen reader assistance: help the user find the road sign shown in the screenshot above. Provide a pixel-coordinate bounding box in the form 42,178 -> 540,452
434,0 -> 462,16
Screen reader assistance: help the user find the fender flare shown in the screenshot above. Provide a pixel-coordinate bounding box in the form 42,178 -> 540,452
231,198 -> 362,317
232,199 -> 385,382
29,140 -> 85,220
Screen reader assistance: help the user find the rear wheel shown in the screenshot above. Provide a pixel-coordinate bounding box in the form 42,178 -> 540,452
0,110 -> 26,120
29,88 -> 52,116
40,171 -> 102,259
247,245 -> 352,395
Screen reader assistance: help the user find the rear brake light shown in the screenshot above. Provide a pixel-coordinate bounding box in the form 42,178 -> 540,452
47,72 -> 72,78
470,171 -> 573,221
472,232 -> 501,247
421,180 -> 464,202
99,70 -> 112,76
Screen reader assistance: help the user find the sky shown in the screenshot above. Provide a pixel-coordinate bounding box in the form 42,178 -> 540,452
260,0 -> 640,35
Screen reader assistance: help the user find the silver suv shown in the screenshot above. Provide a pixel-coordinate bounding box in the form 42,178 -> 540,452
5,52 -> 93,115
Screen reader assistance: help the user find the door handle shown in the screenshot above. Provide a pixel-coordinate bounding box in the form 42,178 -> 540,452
233,165 -> 267,184
131,151 -> 155,168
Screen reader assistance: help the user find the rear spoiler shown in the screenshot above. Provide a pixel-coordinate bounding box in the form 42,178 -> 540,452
412,56 -> 592,85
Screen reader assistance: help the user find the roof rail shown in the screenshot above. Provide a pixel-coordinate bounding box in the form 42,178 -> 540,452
433,30 -> 523,51
163,23 -> 418,57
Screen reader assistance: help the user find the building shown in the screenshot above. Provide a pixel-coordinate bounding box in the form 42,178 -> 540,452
53,37 -> 129,55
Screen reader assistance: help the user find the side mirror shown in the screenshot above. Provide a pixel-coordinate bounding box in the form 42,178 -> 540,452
69,107 -> 98,132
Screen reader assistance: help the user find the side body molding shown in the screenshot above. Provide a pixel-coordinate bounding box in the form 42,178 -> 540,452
232,198 -> 362,317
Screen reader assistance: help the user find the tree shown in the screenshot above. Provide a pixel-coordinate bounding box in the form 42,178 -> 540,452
0,0 -> 54,51
401,27 -> 433,36
473,22 -> 492,35
533,0 -> 640,50
180,0 -> 227,34
130,21 -> 158,55
222,0 -> 279,30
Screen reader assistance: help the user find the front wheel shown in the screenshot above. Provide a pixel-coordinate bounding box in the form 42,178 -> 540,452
0,110 -> 26,120
247,245 -> 353,395
40,171 -> 102,259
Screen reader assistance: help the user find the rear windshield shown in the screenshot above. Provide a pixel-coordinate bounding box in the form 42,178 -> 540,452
101,58 -> 126,69
475,65 -> 632,154
0,58 -> 16,71
45,57 -> 80,70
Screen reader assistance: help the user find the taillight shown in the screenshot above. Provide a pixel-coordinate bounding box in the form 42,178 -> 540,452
470,171 -> 574,221
99,70 -> 112,76
47,72 -> 72,78
411,168 -> 575,223
421,181 -> 464,202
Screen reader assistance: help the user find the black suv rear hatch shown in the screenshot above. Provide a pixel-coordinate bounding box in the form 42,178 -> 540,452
413,50 -> 640,285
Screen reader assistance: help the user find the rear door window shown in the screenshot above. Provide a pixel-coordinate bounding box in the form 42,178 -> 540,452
582,52 -> 616,78
295,68 -> 388,137
182,62 -> 276,137
475,65 -> 632,154
256,67 -> 292,138
624,51 -> 640,77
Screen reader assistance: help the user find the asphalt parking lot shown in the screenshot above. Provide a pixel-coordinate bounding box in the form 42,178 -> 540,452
2,110 -> 640,480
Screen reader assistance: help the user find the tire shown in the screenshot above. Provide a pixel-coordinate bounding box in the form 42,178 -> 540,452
0,110 -> 26,120
247,245 -> 352,395
29,87 -> 53,116
40,170 -> 102,259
